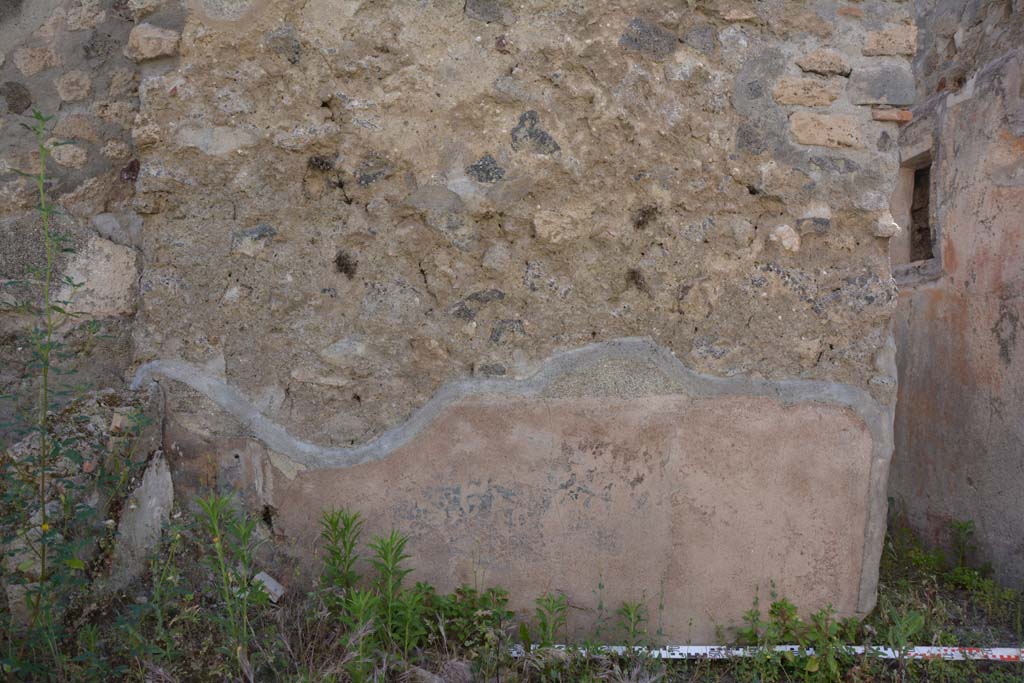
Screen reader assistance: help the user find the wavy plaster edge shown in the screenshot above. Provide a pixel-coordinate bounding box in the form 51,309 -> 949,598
131,336 -> 894,613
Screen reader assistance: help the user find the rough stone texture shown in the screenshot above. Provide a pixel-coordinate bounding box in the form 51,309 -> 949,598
0,80 -> 32,113
13,47 -> 61,77
123,22 -> 180,61
55,69 -> 92,101
769,223 -> 801,251
796,49 -> 851,77
2,386 -> 165,609
3,0 -> 913,634
790,112 -> 864,148
107,453 -> 173,590
889,2 -> 1024,587
0,0 -> 149,442
772,77 -> 841,106
911,0 -> 1022,97
465,0 -> 510,25
57,235 -> 139,318
120,0 -> 909,634
50,140 -> 89,168
135,0 -> 902,446
847,65 -> 916,106
863,25 -> 918,57
619,17 -> 679,60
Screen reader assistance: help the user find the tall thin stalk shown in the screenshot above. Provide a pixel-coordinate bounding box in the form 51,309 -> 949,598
8,111 -> 60,632
6,109 -> 67,677
30,112 -> 55,621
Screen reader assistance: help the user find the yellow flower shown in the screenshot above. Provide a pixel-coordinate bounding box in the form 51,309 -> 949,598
40,523 -> 50,532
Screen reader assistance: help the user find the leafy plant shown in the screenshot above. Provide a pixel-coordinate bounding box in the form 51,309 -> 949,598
0,110 -> 94,681
616,600 -> 649,650
319,507 -> 363,597
882,607 -> 924,682
342,588 -> 381,682
534,592 -> 568,648
736,590 -> 791,682
196,493 -> 269,677
369,529 -> 414,646
427,584 -> 512,656
949,520 -> 976,569
71,623 -> 124,683
735,588 -> 856,683
395,584 -> 428,661
424,583 -> 513,679
120,520 -> 197,672
593,576 -> 608,640
802,605 -> 853,683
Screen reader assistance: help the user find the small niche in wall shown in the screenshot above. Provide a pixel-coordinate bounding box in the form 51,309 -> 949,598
909,166 -> 934,262
891,147 -> 941,284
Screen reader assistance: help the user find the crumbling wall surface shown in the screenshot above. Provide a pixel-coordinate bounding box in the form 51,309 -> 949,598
890,0 -> 1024,585
151,338 -> 893,640
911,0 -> 1023,99
129,0 -> 913,638
135,0 -> 909,444
0,0 -> 184,440
0,0 -> 914,637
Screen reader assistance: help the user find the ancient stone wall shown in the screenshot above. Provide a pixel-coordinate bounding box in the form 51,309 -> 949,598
0,0 -> 182,437
3,0 -> 913,639
889,0 -> 1024,586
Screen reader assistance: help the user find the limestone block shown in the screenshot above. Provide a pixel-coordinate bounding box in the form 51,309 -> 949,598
49,141 -> 88,169
127,0 -> 169,18
132,123 -> 162,148
790,112 -> 864,148
13,47 -> 61,77
848,65 -> 916,106
94,100 -> 137,127
796,50 -> 851,77
875,212 -> 900,238
863,25 -> 917,56
66,0 -> 106,30
57,235 -> 139,318
55,70 -> 92,101
176,125 -> 256,156
60,176 -> 118,219
872,109 -> 913,123
772,77 -> 841,106
619,17 -> 679,59
720,8 -> 759,22
770,223 -> 801,251
102,140 -> 133,159
54,113 -> 100,142
124,23 -> 181,62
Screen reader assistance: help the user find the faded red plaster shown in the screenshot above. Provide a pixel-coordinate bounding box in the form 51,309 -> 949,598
267,392 -> 874,641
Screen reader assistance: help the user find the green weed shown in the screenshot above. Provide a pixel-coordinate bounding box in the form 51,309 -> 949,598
196,493 -> 269,677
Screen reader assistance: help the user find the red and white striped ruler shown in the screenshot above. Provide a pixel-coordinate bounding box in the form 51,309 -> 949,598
512,644 -> 1023,662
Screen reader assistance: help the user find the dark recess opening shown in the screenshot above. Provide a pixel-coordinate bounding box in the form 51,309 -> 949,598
909,166 -> 933,262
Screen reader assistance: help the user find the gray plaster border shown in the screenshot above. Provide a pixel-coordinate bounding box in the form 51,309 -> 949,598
131,336 -> 893,613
